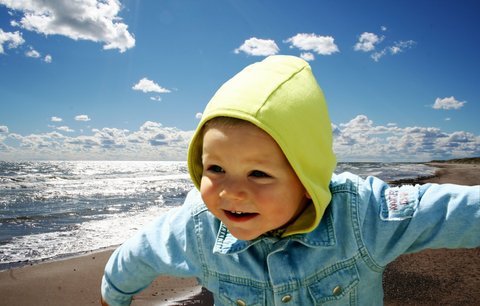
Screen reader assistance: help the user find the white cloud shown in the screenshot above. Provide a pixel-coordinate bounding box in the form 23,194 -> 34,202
371,49 -> 387,62
75,114 -> 91,121
234,37 -> 279,56
92,127 -> 129,148
0,28 -> 25,54
1,0 -> 135,53
433,96 -> 466,110
25,47 -> 40,58
0,120 -> 193,160
24,46 -> 52,62
389,40 -> 415,54
139,121 -> 163,132
354,32 -> 383,52
371,40 -> 416,62
132,78 -> 171,94
195,113 -> 203,120
333,115 -> 479,161
0,117 -> 478,161
300,52 -> 315,61
285,33 -> 339,55
56,126 -> 74,132
353,29 -> 416,62
150,96 -> 162,102
51,116 -> 63,122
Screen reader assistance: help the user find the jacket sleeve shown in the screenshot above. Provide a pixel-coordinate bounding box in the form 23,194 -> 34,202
101,189 -> 204,306
358,176 -> 480,267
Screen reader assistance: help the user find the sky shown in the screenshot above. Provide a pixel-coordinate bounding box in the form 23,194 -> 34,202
0,0 -> 479,162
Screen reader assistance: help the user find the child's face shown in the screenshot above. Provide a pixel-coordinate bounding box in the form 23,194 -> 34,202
200,121 -> 310,240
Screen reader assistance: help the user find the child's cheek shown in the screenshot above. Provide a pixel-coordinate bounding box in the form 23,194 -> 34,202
200,177 -> 217,205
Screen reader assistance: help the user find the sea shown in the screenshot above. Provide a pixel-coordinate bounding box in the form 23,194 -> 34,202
0,160 -> 436,270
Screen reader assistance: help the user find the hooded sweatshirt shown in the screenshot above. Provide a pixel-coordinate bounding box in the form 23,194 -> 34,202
188,55 -> 337,236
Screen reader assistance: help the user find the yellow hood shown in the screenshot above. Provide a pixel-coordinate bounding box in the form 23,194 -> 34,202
188,55 -> 336,236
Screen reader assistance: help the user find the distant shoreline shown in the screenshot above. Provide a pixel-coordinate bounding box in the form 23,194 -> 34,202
428,156 -> 480,164
388,157 -> 480,186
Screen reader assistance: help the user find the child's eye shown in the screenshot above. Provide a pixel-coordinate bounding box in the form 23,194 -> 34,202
207,165 -> 224,173
249,170 -> 271,178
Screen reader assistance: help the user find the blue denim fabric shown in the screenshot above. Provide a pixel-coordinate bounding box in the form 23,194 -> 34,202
102,172 -> 480,305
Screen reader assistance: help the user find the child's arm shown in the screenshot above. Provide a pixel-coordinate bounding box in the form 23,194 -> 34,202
101,189 -> 204,306
359,178 -> 480,266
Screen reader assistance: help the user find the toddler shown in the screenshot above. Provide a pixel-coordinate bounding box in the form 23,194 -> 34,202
101,55 -> 479,305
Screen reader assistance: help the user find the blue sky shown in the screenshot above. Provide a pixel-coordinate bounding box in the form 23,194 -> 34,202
0,0 -> 479,162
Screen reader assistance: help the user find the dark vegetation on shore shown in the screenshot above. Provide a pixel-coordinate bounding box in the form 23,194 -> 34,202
429,157 -> 480,164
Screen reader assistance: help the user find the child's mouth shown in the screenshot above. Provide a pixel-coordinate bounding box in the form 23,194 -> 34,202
224,210 -> 258,221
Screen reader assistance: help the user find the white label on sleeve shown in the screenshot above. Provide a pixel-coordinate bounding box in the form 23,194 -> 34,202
381,185 -> 419,221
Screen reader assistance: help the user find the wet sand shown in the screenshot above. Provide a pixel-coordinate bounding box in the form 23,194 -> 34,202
0,162 -> 478,305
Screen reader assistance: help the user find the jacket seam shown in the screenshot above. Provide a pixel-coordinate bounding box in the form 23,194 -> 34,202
192,206 -> 212,286
349,178 -> 384,272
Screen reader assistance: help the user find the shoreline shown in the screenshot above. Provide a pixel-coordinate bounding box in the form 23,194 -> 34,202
389,162 -> 480,186
0,247 -> 117,272
0,162 -> 478,305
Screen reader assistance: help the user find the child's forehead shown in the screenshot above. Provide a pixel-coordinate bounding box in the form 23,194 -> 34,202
203,116 -> 254,129
203,120 -> 271,143
202,117 -> 269,139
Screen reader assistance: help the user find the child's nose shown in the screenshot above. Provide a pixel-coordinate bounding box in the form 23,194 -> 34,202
219,177 -> 247,200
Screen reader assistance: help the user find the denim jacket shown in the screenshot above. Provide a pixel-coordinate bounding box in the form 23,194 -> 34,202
102,172 -> 480,305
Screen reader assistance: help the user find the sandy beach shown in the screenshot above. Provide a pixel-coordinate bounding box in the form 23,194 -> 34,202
0,162 -> 478,305
383,161 -> 480,305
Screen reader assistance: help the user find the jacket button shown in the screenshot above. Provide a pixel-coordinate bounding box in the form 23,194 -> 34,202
236,299 -> 247,306
332,285 -> 343,296
281,294 -> 292,303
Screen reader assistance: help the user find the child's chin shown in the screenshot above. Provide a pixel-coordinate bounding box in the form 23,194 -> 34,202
227,228 -> 262,241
